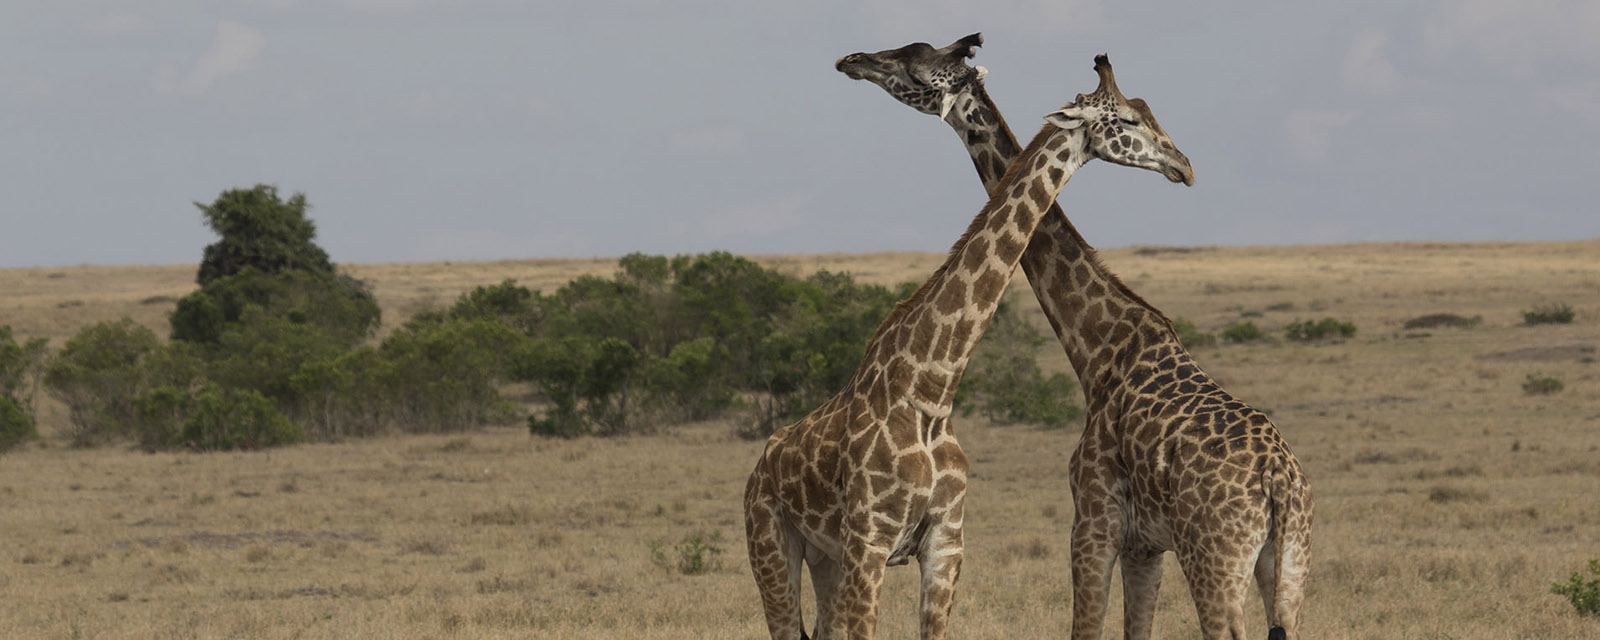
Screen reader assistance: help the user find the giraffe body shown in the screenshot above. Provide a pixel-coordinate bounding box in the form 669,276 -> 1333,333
748,53 -> 1193,640
839,35 -> 1310,640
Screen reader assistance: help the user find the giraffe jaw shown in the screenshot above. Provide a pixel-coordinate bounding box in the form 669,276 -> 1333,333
1163,163 -> 1195,186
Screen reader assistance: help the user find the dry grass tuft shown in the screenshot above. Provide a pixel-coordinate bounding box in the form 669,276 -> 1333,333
399,537 -> 451,556
58,550 -> 104,568
1428,485 -> 1489,503
1352,447 -> 1440,465
1415,464 -> 1485,480
469,504 -> 532,526
475,575 -> 533,594
151,563 -> 199,584
999,537 -> 1053,565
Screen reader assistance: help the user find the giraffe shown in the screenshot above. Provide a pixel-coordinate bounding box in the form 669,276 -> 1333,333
747,53 -> 1194,640
838,34 -> 1312,640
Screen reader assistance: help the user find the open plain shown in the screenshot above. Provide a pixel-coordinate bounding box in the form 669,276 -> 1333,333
2,239 -> 1599,638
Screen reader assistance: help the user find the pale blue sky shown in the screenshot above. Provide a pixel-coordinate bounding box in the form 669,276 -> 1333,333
2,1 -> 1596,268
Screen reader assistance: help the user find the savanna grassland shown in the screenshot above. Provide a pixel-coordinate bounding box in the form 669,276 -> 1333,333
2,240 -> 1599,639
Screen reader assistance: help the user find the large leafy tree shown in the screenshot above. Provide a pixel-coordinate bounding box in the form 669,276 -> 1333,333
173,185 -> 379,356
194,184 -> 334,286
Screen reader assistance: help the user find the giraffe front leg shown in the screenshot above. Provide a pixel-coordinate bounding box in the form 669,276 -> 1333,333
830,525 -> 898,640
916,502 -> 965,639
829,514 -> 898,639
1120,547 -> 1164,640
746,477 -> 807,640
1069,511 -> 1122,640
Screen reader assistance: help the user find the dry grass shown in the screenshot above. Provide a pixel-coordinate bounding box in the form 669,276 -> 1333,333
3,240 -> 1600,638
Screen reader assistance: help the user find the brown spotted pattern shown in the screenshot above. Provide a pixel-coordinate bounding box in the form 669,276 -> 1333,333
744,69 -> 1130,640
841,36 -> 1310,640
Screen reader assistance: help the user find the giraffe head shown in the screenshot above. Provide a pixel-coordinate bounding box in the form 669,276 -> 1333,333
835,33 -> 986,121
1045,55 -> 1194,185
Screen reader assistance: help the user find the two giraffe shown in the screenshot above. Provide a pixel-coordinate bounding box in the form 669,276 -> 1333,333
745,49 -> 1195,639
835,34 -> 1312,640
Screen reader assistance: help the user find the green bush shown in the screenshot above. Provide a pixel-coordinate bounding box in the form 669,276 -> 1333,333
0,396 -> 36,453
496,252 -> 911,439
181,386 -> 303,451
516,336 -> 641,437
44,319 -> 163,446
347,317 -> 525,435
273,316 -> 527,439
1284,317 -> 1356,342
1552,559 -> 1600,617
1220,321 -> 1264,343
1403,313 -> 1482,329
641,337 -> 729,423
1522,374 -> 1564,395
171,268 -> 379,349
1171,318 -> 1216,349
652,531 -> 726,575
0,326 -> 49,419
203,306 -> 354,404
508,256 -> 1080,438
441,279 -> 543,335
131,386 -> 192,451
744,271 -> 903,437
1523,302 -> 1575,325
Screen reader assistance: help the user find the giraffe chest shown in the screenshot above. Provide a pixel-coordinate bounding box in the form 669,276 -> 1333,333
768,411 -> 966,564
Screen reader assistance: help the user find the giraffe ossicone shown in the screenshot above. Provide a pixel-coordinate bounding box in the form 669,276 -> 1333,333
840,33 -> 1309,640
746,52 -> 1192,640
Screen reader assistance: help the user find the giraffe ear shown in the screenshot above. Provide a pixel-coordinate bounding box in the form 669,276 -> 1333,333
1044,106 -> 1086,130
974,65 -> 988,82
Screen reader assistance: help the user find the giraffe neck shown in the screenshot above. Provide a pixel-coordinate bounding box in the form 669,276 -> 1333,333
858,121 -> 1090,415
945,82 -> 1181,395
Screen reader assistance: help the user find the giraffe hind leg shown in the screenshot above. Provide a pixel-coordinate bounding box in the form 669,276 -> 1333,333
805,545 -> 840,640
1176,545 -> 1255,640
1253,538 -> 1277,629
745,481 -> 807,639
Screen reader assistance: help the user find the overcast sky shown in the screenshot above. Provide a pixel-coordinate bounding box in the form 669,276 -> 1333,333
2,1 -> 1596,269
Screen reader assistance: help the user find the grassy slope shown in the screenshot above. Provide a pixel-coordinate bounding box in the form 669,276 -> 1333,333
2,240 -> 1598,638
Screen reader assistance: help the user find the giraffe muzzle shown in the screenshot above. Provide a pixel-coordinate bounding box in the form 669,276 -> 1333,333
835,55 -> 867,79
1164,157 -> 1195,186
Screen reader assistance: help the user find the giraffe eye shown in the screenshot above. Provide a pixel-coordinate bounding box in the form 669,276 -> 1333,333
1119,117 -> 1139,127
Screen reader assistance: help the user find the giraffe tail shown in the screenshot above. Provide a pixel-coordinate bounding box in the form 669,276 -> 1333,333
1264,460 -> 1310,640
